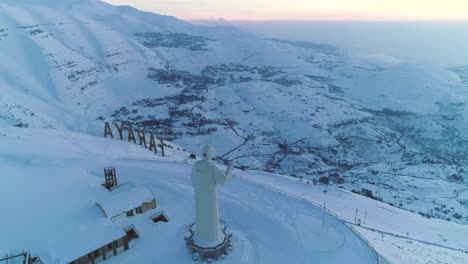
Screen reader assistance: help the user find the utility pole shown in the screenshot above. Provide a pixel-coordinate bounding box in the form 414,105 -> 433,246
322,202 -> 326,227
377,184 -> 381,200
354,209 -> 358,225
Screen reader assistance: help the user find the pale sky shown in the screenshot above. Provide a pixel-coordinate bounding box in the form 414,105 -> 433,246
102,0 -> 468,21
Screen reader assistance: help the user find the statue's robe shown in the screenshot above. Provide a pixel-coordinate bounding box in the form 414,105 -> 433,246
191,160 -> 231,246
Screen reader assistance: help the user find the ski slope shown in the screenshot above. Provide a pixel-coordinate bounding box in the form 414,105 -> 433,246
0,127 -> 377,263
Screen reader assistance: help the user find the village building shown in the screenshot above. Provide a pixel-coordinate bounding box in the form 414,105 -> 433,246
0,202 -> 132,264
1,166 -> 163,264
68,180 -> 160,264
96,182 -> 157,223
68,230 -> 130,264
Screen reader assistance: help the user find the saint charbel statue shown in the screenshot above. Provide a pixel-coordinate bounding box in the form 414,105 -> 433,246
185,145 -> 234,260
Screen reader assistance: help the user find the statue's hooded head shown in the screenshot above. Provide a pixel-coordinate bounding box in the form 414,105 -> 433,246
202,145 -> 214,160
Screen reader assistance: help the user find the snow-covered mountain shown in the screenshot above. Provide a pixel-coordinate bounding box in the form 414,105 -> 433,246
2,127 -> 468,264
1,0 -> 468,228
0,127 -> 383,264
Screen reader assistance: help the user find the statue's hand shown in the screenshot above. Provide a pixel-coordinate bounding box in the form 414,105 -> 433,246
227,160 -> 234,170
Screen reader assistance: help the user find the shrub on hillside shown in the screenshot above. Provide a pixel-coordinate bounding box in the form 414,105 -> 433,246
318,176 -> 329,185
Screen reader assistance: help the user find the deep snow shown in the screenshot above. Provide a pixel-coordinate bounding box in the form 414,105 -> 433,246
1,0 -> 468,263
0,127 -> 377,263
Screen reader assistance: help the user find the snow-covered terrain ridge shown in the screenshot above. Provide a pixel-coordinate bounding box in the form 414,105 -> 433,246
1,0 -> 468,262
0,127 -> 379,264
1,0 -> 468,226
2,127 -> 468,263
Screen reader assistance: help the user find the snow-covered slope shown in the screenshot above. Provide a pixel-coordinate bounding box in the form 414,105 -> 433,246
1,1 -> 468,262
1,0 -> 467,226
2,126 -> 467,264
0,127 -> 379,264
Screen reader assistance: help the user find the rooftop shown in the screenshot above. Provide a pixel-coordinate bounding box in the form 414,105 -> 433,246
96,182 -> 156,218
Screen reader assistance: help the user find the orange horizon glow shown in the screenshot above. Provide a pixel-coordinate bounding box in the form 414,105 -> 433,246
103,0 -> 468,22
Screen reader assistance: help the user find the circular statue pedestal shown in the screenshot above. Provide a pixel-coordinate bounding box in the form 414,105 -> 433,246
185,225 -> 233,261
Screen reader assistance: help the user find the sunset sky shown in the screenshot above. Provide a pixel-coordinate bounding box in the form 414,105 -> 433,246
102,0 -> 468,21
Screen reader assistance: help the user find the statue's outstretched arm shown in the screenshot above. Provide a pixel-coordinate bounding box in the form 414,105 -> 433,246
214,161 -> 233,184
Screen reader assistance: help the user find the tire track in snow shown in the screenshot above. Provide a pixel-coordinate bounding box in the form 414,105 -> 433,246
290,208 -> 306,264
228,223 -> 260,264
293,209 -> 347,254
236,173 -> 381,263
353,224 -> 467,254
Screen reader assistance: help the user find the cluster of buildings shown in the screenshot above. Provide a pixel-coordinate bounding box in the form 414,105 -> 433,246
1,167 -> 168,264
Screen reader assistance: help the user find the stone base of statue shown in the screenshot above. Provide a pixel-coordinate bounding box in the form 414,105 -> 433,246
185,224 -> 233,261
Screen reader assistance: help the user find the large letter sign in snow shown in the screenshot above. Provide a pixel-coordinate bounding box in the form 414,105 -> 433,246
191,145 -> 233,247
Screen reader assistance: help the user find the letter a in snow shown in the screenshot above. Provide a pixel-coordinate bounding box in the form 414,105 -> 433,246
114,122 -> 124,140
137,129 -> 147,148
149,133 -> 157,154
158,137 -> 165,157
128,125 -> 136,144
104,122 -> 114,138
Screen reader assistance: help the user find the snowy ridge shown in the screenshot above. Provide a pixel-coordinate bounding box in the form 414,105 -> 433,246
1,1 -> 468,263
0,127 -> 378,263
1,127 -> 466,263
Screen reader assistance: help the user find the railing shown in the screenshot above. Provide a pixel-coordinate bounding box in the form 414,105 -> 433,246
0,250 -> 44,264
0,251 -> 28,263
